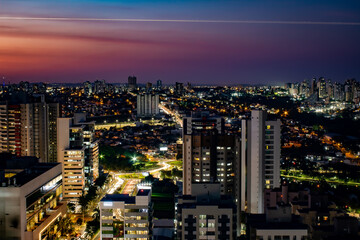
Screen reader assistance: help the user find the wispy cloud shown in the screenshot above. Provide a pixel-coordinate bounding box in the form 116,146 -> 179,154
1,16 -> 360,26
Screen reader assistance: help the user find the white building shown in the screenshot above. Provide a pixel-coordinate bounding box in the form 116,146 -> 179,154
57,113 -> 99,201
137,94 -> 159,117
99,189 -> 152,240
0,158 -> 66,240
241,110 -> 281,214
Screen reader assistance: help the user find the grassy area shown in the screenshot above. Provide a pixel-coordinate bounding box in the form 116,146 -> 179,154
142,161 -> 159,169
120,173 -> 144,179
115,180 -> 128,193
168,160 -> 182,168
152,192 -> 173,198
281,172 -> 360,186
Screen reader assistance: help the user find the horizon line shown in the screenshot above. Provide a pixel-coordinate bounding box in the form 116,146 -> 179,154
1,16 -> 360,26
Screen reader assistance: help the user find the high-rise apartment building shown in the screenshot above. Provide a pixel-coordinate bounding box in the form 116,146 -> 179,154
156,79 -> 162,90
99,188 -> 152,240
83,81 -> 93,96
0,95 -> 60,162
240,110 -> 281,214
57,113 -> 99,201
93,80 -> 108,94
128,76 -> 137,90
318,77 -> 327,99
182,112 -> 240,197
137,94 -> 160,117
146,82 -> 152,91
57,118 -> 85,201
175,82 -> 184,95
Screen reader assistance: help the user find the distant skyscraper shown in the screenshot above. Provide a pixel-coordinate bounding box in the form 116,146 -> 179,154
175,82 -> 184,95
240,110 -> 281,214
146,82 -> 152,91
318,77 -> 327,99
156,79 -> 162,89
137,93 -> 160,117
83,81 -> 93,96
93,79 -> 107,94
310,77 -> 317,95
128,76 -> 137,90
333,82 -> 344,101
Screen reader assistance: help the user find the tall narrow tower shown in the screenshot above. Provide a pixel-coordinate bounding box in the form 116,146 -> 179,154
241,110 -> 281,214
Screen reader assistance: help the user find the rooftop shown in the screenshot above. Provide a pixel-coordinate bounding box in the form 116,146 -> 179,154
137,189 -> 151,196
101,194 -> 136,204
0,160 -> 60,187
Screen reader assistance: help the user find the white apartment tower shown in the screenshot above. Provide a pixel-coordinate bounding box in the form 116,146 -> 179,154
137,94 -> 160,117
241,110 -> 281,214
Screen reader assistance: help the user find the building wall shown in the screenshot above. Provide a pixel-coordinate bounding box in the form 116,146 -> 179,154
62,149 -> 85,201
0,101 -> 59,163
137,94 -> 159,117
0,104 -> 21,155
255,229 -> 308,240
100,195 -> 151,240
180,206 -> 235,240
241,110 -> 281,214
248,110 -> 265,214
56,118 -> 71,163
47,103 -> 59,163
0,164 -> 63,240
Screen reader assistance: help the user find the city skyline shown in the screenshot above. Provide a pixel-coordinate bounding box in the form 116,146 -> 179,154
1,0 -> 360,84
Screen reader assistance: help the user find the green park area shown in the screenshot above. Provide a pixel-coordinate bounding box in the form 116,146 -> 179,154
99,145 -> 159,172
167,160 -> 183,168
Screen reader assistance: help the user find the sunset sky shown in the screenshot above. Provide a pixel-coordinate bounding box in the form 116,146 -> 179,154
1,0 -> 360,84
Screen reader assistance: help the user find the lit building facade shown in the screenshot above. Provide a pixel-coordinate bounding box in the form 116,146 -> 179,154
182,112 -> 240,198
0,159 -> 66,240
62,148 -> 85,201
99,189 -> 152,240
57,113 -> 99,200
0,97 -> 60,163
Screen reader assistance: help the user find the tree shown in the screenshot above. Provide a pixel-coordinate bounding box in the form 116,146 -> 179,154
92,207 -> 100,221
67,202 -> 75,213
57,216 -> 75,237
78,193 -> 88,224
86,208 -> 101,239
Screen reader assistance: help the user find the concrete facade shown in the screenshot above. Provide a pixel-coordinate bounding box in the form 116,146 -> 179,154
241,110 -> 281,214
0,163 -> 66,240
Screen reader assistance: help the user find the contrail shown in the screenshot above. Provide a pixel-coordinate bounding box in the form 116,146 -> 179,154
0,16 -> 360,26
